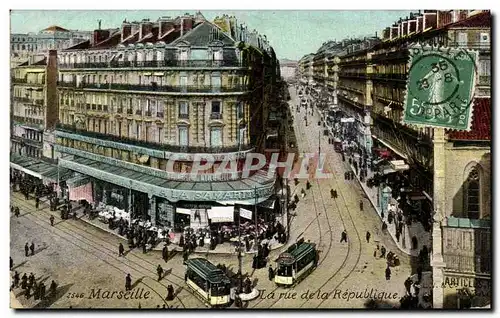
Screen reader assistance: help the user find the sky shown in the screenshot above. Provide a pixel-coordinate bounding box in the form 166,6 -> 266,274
10,10 -> 412,61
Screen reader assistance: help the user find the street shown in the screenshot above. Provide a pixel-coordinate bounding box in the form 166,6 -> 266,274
10,85 -> 413,309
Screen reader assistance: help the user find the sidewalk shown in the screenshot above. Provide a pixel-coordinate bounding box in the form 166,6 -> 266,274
347,161 -> 431,256
10,291 -> 23,309
61,202 -> 286,256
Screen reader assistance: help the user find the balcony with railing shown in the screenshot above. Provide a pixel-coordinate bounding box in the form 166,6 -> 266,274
73,82 -> 248,94
11,77 -> 27,84
338,71 -> 369,79
178,113 -> 189,119
12,77 -> 45,86
55,123 -> 254,154
448,41 -> 490,51
59,59 -> 245,69
370,73 -> 407,82
13,116 -> 44,128
210,112 -> 223,120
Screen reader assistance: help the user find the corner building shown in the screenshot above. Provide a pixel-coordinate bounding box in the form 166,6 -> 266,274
55,13 -> 280,229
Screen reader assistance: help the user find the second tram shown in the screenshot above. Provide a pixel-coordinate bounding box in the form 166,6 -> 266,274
274,238 -> 318,286
185,258 -> 232,307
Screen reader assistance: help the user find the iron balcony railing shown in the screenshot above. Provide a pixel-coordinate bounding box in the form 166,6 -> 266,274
448,41 -> 491,51
59,59 -> 245,69
13,116 -> 43,127
11,77 -> 27,84
370,73 -> 407,81
13,97 -> 31,103
55,123 -> 254,154
74,82 -> 248,93
178,113 -> 189,119
156,112 -> 164,118
210,112 -> 223,120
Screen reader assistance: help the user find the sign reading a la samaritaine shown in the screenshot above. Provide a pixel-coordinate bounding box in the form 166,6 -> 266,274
403,44 -> 478,130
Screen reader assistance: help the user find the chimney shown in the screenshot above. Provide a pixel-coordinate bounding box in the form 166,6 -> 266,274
158,16 -> 174,38
423,11 -> 438,31
121,22 -> 132,42
93,29 -> 110,45
139,20 -> 152,41
416,16 -> 424,32
98,19 -> 102,30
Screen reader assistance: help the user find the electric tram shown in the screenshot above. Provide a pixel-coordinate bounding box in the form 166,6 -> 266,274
274,238 -> 318,286
184,258 -> 232,307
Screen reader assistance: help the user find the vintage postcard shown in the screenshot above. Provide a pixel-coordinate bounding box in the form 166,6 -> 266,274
9,9 -> 491,310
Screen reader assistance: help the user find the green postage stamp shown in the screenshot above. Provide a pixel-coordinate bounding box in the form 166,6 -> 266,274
403,44 -> 478,130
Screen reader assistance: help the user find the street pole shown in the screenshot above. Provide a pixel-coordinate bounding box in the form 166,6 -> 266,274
254,186 -> 258,252
285,178 -> 289,241
237,206 -> 242,293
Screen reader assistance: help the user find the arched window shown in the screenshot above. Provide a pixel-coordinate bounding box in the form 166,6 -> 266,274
465,166 -> 480,219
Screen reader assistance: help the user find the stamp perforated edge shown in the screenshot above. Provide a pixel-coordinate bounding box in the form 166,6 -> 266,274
401,43 -> 479,132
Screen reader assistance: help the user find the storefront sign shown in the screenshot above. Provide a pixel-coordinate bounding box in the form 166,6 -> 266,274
240,208 -> 253,220
208,206 -> 234,223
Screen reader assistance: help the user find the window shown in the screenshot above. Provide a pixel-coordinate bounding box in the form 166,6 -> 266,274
178,126 -> 188,146
210,127 -> 222,147
237,102 -> 244,119
211,75 -> 221,92
177,101 -> 189,118
179,50 -> 188,61
479,59 -> 491,76
158,127 -> 163,143
211,101 -> 221,113
457,32 -> 468,46
191,49 -> 208,60
465,166 -> 480,219
480,32 -> 489,47
136,123 -> 142,140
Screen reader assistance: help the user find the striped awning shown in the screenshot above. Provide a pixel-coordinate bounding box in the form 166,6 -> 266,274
66,174 -> 91,188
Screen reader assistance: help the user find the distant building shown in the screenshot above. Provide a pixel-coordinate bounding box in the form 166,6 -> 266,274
279,59 -> 297,82
11,25 -> 92,66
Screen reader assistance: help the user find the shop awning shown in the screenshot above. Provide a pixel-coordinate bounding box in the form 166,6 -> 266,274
258,197 -> 276,209
66,174 -> 91,188
176,208 -> 191,215
10,154 -> 73,182
208,206 -> 234,223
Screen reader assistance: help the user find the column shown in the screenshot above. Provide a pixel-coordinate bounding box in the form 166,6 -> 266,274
432,128 -> 447,308
149,194 -> 156,225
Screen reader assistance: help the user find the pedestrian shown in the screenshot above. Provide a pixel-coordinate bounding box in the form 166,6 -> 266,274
330,189 -> 334,198
34,282 -> 40,300
166,284 -> 174,301
340,230 -> 347,243
25,284 -> 31,299
50,280 -> 57,297
359,200 -> 363,211
157,265 -> 164,281
40,282 -> 46,300
385,266 -> 391,280
25,243 -> 29,257
413,282 -> 421,298
182,251 -> 188,264
301,188 -> 306,198
21,274 -> 27,289
333,190 -> 338,199
50,215 -> 55,226
268,265 -> 274,281
35,197 -> 40,209
30,242 -> 35,256
125,274 -> 132,291
10,257 -> 13,270
417,266 -> 423,282
15,207 -> 20,217
162,245 -> 169,262
404,277 -> 412,295
380,246 -> 386,258
142,242 -> 147,254
119,243 -> 125,257
366,231 -> 371,243
306,181 -> 311,190
28,273 -> 35,287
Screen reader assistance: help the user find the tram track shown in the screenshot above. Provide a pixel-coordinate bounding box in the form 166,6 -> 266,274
250,91 -> 337,309
11,193 -> 206,309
